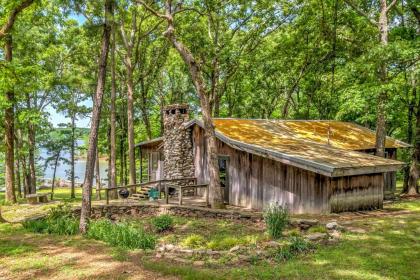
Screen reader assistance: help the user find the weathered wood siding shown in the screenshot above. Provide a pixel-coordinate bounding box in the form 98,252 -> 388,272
329,174 -> 383,212
193,126 -> 384,214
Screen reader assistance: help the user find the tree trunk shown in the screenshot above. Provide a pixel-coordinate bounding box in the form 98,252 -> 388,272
407,75 -> 419,195
375,0 -> 390,157
51,153 -> 60,201
161,6 -> 224,208
79,0 -> 113,234
126,68 -> 137,188
95,148 -> 102,200
109,21 -> 117,198
4,35 -> 16,203
0,207 -> 6,223
16,159 -> 21,198
403,73 -> 416,192
28,121 -> 37,194
71,111 -> 76,199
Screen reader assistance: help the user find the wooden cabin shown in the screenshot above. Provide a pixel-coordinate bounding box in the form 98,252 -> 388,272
136,104 -> 408,214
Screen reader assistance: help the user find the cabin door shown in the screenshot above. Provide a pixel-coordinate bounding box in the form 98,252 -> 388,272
218,156 -> 230,204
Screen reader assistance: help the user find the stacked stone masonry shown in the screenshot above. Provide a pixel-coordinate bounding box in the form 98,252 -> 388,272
162,104 -> 195,187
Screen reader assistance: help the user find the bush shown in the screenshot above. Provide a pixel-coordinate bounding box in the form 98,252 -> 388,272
181,234 -> 207,248
22,203 -> 79,235
22,219 -> 48,233
264,203 -> 289,239
88,219 -> 156,250
274,236 -> 314,261
151,214 -> 174,232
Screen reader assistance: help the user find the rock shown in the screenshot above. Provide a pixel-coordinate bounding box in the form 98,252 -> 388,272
266,241 -> 280,247
329,230 -> 341,239
300,219 -> 319,226
229,245 -> 241,253
299,224 -> 312,230
155,253 -> 163,259
165,244 -> 175,251
179,249 -> 194,256
306,233 -> 327,241
173,257 -> 190,264
326,221 -> 339,230
157,246 -> 165,252
193,261 -> 205,266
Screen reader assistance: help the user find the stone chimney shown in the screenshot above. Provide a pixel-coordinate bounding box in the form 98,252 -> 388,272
162,104 -> 195,183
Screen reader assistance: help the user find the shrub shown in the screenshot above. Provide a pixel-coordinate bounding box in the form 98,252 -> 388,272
22,203 -> 79,235
263,203 -> 289,239
181,234 -> 207,248
151,214 -> 174,232
274,236 -> 314,261
22,219 -> 48,233
88,219 -> 156,249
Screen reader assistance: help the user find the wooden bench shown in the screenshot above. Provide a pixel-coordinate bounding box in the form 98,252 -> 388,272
26,193 -> 51,204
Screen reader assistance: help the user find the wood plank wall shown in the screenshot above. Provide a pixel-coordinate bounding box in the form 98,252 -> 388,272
193,126 -> 384,214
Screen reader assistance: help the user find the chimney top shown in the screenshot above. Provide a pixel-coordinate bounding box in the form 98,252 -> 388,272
163,104 -> 189,116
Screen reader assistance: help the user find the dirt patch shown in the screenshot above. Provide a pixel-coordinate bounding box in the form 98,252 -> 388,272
0,233 -> 176,280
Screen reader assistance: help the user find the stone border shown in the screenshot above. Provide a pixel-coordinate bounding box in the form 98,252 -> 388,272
72,204 -> 263,221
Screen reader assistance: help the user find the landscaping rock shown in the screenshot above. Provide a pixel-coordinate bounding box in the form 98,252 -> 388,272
266,241 -> 281,247
172,257 -> 190,264
165,244 -> 175,251
306,233 -> 327,241
329,230 -> 341,239
155,253 -> 163,259
229,245 -> 241,253
179,249 -> 194,256
193,261 -> 205,267
326,221 -> 339,230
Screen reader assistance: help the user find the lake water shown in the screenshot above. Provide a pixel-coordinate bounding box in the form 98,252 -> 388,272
40,140 -> 108,184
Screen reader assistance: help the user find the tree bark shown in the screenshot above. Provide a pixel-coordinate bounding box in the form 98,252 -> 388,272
154,1 -> 224,208
4,35 -> 16,204
79,0 -> 113,234
95,148 -> 102,200
70,106 -> 76,199
407,75 -> 419,195
110,20 -> 117,197
27,120 -> 37,194
51,153 -> 60,201
126,68 -> 137,188
375,0 -> 392,157
1,0 -> 35,203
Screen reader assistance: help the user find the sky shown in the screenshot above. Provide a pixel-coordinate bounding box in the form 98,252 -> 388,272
47,13 -> 90,128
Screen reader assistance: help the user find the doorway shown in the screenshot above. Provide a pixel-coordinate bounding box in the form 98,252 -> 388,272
218,156 -> 230,204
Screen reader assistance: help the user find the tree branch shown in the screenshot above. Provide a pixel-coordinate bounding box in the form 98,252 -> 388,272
386,0 -> 398,13
136,0 -> 168,19
0,0 -> 35,40
344,0 -> 378,26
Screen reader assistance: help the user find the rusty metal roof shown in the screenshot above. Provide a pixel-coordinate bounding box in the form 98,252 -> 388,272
209,119 -> 405,177
138,118 -> 407,177
214,119 -> 409,150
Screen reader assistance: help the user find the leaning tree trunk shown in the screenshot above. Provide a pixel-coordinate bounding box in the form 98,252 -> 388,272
79,0 -> 113,234
51,153 -> 60,201
161,6 -> 224,209
4,35 -> 16,203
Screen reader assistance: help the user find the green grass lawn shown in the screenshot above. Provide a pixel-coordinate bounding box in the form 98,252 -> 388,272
1,185 -> 420,279
142,200 -> 420,280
